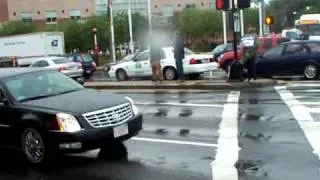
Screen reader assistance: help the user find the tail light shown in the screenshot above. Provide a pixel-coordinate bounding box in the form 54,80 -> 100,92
92,62 -> 97,68
58,65 -> 67,72
209,58 -> 214,62
189,58 -> 199,64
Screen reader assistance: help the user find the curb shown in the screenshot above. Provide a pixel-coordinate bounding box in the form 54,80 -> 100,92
84,79 -> 282,90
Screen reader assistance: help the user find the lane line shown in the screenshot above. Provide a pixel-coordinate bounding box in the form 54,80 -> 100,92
136,102 -> 224,108
211,91 -> 240,180
276,86 -> 320,159
132,137 -> 218,148
287,83 -> 320,87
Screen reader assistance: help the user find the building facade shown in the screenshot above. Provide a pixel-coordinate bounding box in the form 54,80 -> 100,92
96,0 -> 148,16
0,0 -> 95,26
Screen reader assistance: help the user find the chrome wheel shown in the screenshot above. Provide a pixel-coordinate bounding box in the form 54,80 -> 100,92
22,128 -> 45,164
164,68 -> 176,80
304,64 -> 318,79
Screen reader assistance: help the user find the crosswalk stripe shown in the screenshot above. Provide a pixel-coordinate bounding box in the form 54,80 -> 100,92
276,86 -> 320,160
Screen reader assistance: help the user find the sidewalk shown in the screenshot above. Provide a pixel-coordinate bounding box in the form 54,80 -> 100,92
84,79 -> 282,90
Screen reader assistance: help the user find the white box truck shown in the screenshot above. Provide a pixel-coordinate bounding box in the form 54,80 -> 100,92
0,32 -> 65,66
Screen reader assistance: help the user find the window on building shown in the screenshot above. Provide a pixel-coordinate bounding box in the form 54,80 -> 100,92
162,4 -> 173,17
45,11 -> 57,24
21,12 -> 33,23
69,10 -> 81,20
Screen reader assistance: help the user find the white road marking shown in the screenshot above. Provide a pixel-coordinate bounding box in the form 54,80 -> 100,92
309,107 -> 320,113
132,137 -> 218,148
287,83 -> 320,87
300,102 -> 320,106
211,91 -> 240,180
276,86 -> 320,159
136,102 -> 224,108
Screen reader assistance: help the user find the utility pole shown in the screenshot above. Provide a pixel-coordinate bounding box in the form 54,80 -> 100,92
259,0 -> 265,36
128,0 -> 134,53
109,0 -> 116,62
231,0 -> 238,61
147,0 -> 152,47
223,11 -> 227,45
240,9 -> 244,36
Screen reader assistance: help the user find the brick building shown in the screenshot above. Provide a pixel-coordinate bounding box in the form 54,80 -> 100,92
0,0 -> 95,26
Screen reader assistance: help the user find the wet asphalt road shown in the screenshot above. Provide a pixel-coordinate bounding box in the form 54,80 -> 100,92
2,81 -> 320,180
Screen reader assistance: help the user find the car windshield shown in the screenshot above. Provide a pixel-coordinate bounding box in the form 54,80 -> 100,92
53,58 -> 72,64
4,71 -> 83,102
184,48 -> 195,55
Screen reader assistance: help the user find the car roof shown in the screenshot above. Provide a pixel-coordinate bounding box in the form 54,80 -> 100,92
0,68 -> 49,80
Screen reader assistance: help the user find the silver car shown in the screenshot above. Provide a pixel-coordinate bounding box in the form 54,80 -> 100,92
29,56 -> 84,84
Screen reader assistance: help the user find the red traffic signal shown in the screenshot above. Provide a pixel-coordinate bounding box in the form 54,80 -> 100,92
216,0 -> 229,10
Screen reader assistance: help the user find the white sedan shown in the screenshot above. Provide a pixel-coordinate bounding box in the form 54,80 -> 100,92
109,47 -> 217,81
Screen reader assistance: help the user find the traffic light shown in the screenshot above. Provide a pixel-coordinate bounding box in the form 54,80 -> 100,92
237,0 -> 251,9
216,0 -> 229,10
265,16 -> 274,25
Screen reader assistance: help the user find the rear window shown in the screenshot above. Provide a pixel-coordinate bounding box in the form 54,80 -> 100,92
81,54 -> 93,62
53,58 -> 72,64
185,48 -> 195,55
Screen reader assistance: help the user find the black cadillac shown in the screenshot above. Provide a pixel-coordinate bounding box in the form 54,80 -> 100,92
0,68 -> 143,165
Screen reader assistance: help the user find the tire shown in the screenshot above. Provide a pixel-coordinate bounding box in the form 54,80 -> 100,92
163,67 -> 177,80
116,69 -> 128,81
21,127 -> 57,167
98,140 -> 128,161
304,64 -> 319,80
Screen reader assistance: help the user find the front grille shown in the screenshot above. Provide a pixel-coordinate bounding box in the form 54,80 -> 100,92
82,103 -> 133,128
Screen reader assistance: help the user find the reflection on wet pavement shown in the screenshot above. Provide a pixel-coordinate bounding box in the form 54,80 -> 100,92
236,159 -> 268,177
154,109 -> 169,117
179,109 -> 193,117
239,132 -> 272,142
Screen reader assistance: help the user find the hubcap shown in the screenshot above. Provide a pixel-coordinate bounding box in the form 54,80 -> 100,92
305,65 -> 317,79
22,129 -> 45,163
165,69 -> 175,80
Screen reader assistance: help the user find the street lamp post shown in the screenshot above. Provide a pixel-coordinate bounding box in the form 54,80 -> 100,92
128,0 -> 134,54
147,0 -> 152,47
92,28 -> 100,65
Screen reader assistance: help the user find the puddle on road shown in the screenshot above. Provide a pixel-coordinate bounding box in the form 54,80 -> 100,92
236,159 -> 268,177
179,109 -> 193,117
154,109 -> 168,117
239,132 -> 272,142
179,129 -> 190,137
155,128 -> 168,135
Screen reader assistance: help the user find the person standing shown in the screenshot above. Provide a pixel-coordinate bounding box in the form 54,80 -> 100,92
241,36 -> 258,82
174,32 -> 185,81
150,40 -> 163,81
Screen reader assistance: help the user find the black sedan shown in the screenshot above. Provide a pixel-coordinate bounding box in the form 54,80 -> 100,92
0,68 -> 142,165
256,40 -> 320,80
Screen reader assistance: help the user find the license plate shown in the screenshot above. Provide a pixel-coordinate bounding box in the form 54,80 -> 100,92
202,59 -> 209,63
113,123 -> 129,138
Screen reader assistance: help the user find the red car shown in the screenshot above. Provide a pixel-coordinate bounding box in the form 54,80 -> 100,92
218,34 -> 290,72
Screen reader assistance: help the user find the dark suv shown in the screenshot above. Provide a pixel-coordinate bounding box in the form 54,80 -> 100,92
68,53 -> 97,78
0,68 -> 142,165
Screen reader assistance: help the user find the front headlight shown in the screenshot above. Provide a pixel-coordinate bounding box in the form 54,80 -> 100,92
219,54 -> 224,61
126,97 -> 139,115
56,113 -> 81,132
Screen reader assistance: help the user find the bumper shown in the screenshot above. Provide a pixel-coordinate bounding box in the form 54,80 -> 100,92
49,114 -> 143,151
184,62 -> 218,74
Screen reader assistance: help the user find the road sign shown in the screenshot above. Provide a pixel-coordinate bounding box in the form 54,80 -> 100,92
234,12 -> 241,33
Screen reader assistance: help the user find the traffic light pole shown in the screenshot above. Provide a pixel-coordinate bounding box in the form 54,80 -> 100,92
231,0 -> 238,62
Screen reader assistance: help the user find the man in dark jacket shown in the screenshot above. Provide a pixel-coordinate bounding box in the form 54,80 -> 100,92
174,32 -> 185,81
150,40 -> 163,81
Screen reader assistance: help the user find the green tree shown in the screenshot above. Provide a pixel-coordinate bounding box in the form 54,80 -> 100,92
0,21 -> 36,36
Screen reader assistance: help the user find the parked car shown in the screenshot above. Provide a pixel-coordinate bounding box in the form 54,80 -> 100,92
0,68 -> 142,165
109,47 -> 217,81
256,40 -> 320,80
218,35 -> 290,72
212,43 -> 238,61
104,53 -> 137,73
67,53 -> 97,78
29,57 -> 84,84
